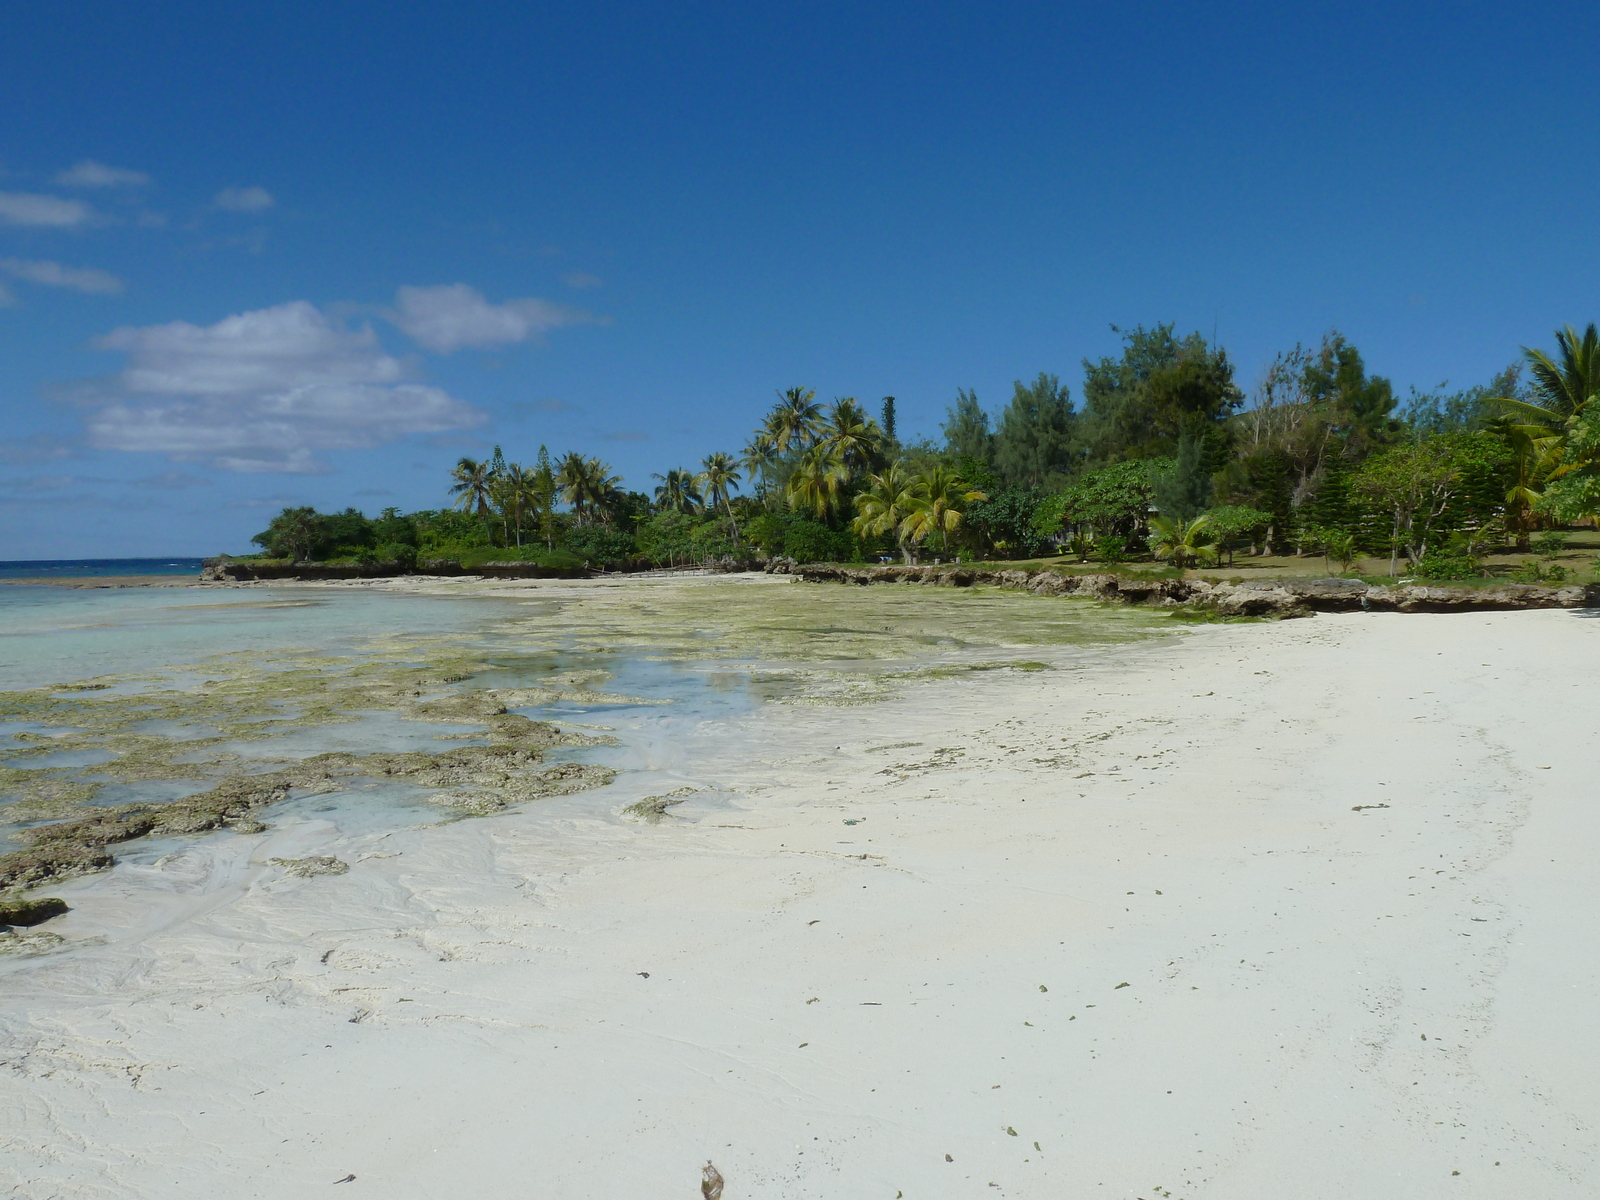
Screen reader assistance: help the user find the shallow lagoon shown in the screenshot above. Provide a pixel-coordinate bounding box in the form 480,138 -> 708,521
0,575 -> 1179,893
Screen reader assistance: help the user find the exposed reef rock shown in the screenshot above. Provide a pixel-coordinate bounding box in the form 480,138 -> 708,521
766,561 -> 1600,617
269,856 -> 349,878
1,633 -> 632,895
0,734 -> 615,891
622,786 -> 699,824
0,896 -> 69,926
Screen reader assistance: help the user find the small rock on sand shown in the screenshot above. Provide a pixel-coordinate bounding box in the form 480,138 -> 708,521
269,856 -> 349,878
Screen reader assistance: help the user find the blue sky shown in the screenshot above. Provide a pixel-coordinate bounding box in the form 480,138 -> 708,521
3,1 -> 1597,557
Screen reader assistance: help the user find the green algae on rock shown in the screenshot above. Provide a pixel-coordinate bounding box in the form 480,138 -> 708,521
1,638 -> 630,891
0,895 -> 68,926
1,739 -> 616,890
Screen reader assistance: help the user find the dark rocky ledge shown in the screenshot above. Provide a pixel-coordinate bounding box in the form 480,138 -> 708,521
765,561 -> 1600,617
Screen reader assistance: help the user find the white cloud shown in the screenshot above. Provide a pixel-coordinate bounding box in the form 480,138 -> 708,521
0,192 -> 95,228
85,300 -> 485,473
561,271 -> 604,290
214,185 -> 274,213
388,283 -> 596,353
56,160 -> 150,188
1,258 -> 123,295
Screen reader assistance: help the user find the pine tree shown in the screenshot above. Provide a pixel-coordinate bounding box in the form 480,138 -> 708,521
942,389 -> 993,464
1151,432 -> 1212,521
535,445 -> 558,550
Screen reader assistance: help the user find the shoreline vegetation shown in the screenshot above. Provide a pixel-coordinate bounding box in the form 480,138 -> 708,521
211,322 -> 1600,591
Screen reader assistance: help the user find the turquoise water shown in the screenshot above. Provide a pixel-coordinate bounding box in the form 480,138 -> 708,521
0,583 -> 765,852
0,558 -> 205,580
0,584 -> 510,691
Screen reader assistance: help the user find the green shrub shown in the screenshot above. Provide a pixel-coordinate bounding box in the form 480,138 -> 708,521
1095,535 -> 1129,564
454,545 -> 587,570
783,520 -> 855,563
636,512 -> 703,566
1532,531 -> 1568,558
1413,551 -> 1479,581
563,525 -> 637,567
379,543 -> 418,569
1513,561 -> 1568,584
744,513 -> 790,556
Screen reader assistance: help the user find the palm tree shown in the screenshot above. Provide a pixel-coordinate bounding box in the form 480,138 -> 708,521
767,387 -> 822,455
786,444 -> 848,521
652,468 -> 702,514
1486,416 -> 1559,549
495,463 -> 537,546
816,397 -> 883,476
1316,527 -> 1358,575
1149,514 -> 1219,570
741,432 -> 781,501
556,451 -> 590,521
449,457 -> 496,539
557,453 -> 624,525
1488,326 -> 1600,526
1499,324 -> 1600,431
580,457 -> 624,524
695,452 -> 743,544
851,461 -> 926,564
901,465 -> 986,557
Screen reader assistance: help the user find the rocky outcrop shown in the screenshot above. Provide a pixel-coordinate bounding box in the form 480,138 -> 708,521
202,558 -> 405,581
0,896 -> 69,927
0,732 -> 616,891
764,561 -> 1600,617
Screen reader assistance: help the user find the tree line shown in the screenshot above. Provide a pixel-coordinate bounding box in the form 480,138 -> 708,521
249,321 -> 1600,579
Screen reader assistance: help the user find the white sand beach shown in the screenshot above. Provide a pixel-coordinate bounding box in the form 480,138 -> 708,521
3,594 -> 1597,1199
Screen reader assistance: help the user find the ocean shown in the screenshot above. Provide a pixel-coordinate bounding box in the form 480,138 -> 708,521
0,557 -> 207,580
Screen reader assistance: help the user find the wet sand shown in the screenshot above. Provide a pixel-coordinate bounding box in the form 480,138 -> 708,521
1,595 -> 1596,1198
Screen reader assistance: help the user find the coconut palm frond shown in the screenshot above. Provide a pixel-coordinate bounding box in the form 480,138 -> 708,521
768,387 -> 822,454
651,467 -> 702,514
1149,514 -> 1219,569
850,461 -> 926,562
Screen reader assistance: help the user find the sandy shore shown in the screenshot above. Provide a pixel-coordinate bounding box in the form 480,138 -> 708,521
2,605 -> 1596,1198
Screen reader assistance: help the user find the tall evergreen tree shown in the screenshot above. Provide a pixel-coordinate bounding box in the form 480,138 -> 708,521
942,388 -> 993,464
534,445 -> 559,549
1080,324 -> 1241,462
880,396 -> 898,447
1302,334 -> 1399,454
1151,432 -> 1213,521
993,372 -> 1076,487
